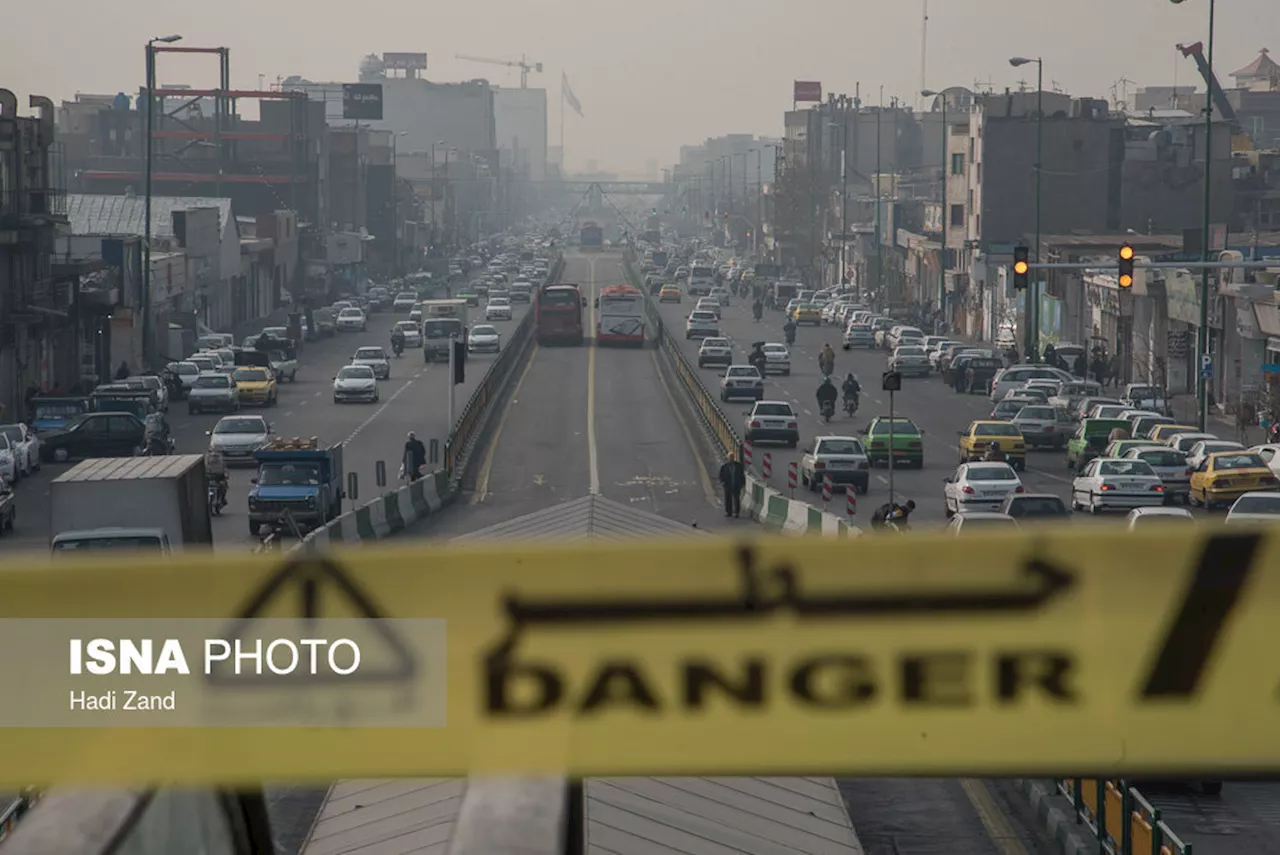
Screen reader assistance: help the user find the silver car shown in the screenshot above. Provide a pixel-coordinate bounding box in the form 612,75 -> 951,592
333,365 -> 379,403
1011,405 -> 1074,450
187,373 -> 240,415
698,337 -> 733,368
800,435 -> 871,494
351,346 -> 392,380
719,365 -> 764,402
1123,446 -> 1191,504
761,343 -> 791,376
888,345 -> 931,377
207,414 -> 272,466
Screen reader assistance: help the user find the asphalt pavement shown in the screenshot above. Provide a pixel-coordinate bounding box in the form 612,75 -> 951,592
4,301 -> 529,555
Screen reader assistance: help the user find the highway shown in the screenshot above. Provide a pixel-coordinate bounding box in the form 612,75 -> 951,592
4,300 -> 529,555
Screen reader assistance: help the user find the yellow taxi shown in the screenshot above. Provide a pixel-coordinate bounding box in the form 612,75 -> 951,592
1189,449 -> 1280,510
232,365 -> 278,407
658,285 -> 682,303
958,420 -> 1027,470
791,302 -> 822,325
1149,423 -> 1198,444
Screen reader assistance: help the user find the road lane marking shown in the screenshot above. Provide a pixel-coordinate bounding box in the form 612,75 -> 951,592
283,411 -> 293,417
651,346 -> 717,505
586,257 -> 600,495
471,343 -> 539,505
343,377 -> 417,444
958,779 -> 1030,855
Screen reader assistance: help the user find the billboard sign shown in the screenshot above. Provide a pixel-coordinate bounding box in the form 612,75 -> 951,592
794,81 -> 822,103
342,83 -> 384,121
383,52 -> 428,71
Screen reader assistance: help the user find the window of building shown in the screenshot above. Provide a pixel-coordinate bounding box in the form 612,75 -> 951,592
951,152 -> 964,175
969,136 -> 976,163
950,204 -> 965,227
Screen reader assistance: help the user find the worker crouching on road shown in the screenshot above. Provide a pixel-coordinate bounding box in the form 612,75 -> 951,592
719,452 -> 747,518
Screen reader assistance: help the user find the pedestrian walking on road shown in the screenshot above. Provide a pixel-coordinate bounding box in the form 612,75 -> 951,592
719,452 -> 747,518
402,431 -> 427,483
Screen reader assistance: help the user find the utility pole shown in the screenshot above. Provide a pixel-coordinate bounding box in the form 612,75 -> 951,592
840,111 -> 849,286
1196,0 -> 1218,431
874,87 -> 883,302
1010,56 -> 1045,362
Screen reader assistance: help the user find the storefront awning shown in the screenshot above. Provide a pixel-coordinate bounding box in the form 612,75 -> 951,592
1254,301 -> 1280,337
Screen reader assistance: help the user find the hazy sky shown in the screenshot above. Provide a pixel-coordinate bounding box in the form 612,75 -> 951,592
2,0 -> 1272,175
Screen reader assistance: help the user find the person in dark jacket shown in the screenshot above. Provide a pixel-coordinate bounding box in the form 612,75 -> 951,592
402,431 -> 427,482
114,361 -> 130,380
718,451 -> 747,518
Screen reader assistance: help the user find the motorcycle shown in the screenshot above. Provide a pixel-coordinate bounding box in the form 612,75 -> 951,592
819,398 -> 836,423
843,394 -> 859,417
142,434 -> 174,456
208,481 -> 223,516
391,338 -> 405,358
783,324 -> 797,345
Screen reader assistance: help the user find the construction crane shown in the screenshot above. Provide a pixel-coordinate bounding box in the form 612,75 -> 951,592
1176,41 -> 1254,151
454,54 -> 543,89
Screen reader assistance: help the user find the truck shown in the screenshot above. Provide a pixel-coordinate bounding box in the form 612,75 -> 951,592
48,455 -> 212,553
247,437 -> 344,536
420,299 -> 469,362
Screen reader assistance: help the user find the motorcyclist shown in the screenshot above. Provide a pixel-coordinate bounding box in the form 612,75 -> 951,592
841,372 -> 861,407
752,299 -> 764,322
871,499 -> 916,530
144,410 -> 171,455
782,318 -> 797,345
749,343 -> 767,377
818,343 -> 836,377
816,375 -> 838,415
983,440 -> 1007,463
390,326 -> 406,357
205,450 -> 229,509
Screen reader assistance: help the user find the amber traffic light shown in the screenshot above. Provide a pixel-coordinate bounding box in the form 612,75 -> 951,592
1012,246 -> 1030,292
1118,243 -> 1135,289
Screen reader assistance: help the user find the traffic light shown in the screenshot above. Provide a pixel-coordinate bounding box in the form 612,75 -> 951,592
1118,243 -> 1135,289
1012,245 -> 1030,292
452,340 -> 466,384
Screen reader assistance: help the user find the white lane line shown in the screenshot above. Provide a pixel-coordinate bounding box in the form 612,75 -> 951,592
283,411 -> 293,417
343,377 -> 417,444
586,257 -> 601,495
313,391 -> 321,397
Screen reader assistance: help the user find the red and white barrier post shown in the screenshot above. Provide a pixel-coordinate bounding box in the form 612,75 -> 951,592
742,441 -> 753,469
762,452 -> 772,481
846,485 -> 857,517
822,474 -> 833,507
787,461 -> 798,497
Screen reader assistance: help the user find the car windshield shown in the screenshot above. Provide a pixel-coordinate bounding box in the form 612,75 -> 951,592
702,339 -> 729,348
490,297 -> 510,305
1017,407 -> 1055,420
897,329 -> 923,338
0,425 -> 23,444
1135,450 -> 1186,467
258,464 -> 321,486
754,404 -> 794,417
1213,453 -> 1265,470
339,308 -> 362,317
174,362 -> 199,375
233,368 -> 269,382
1231,494 -> 1280,514
355,348 -> 386,359
966,465 -> 1017,481
215,418 -> 266,435
1007,496 -> 1068,516
338,366 -> 374,380
1098,460 -> 1156,477
52,535 -> 165,552
896,347 -> 926,356
817,439 -> 863,455
690,312 -> 715,321
194,375 -> 230,389
959,517 -> 1018,528
871,419 -> 919,435
727,367 -> 759,378
763,344 -> 787,353
395,321 -> 418,332
1129,386 -> 1160,399
974,423 -> 1018,436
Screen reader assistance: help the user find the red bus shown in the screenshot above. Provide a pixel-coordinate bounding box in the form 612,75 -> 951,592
536,284 -> 585,346
580,222 -> 604,249
596,284 -> 645,347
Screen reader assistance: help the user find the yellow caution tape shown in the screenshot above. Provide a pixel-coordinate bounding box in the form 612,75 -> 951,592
0,529 -> 1277,785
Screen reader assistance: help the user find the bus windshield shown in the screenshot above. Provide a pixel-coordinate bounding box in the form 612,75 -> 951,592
539,289 -> 581,307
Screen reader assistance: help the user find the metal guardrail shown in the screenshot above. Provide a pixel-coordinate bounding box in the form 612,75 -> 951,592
1057,779 -> 1193,855
0,793 -> 35,842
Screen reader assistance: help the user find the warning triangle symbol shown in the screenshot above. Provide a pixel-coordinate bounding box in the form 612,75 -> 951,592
204,553 -> 419,687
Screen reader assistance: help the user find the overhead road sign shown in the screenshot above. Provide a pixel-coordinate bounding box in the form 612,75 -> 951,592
0,531 -> 1277,786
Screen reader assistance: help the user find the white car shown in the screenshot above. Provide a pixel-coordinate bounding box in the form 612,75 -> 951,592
943,462 -> 1024,517
333,365 -> 379,403
207,414 -> 272,465
0,423 -> 40,475
698,337 -> 733,368
695,298 -> 722,320
469,324 -> 502,353
1071,457 -> 1167,513
486,297 -> 513,321
393,320 -> 422,348
842,322 -> 875,349
886,325 -> 925,350
351,346 -> 391,380
888,345 -> 931,377
1167,432 -> 1218,454
743,400 -> 800,447
337,307 -> 367,331
944,512 -> 1020,535
0,434 -> 18,484
990,365 -> 1073,402
392,292 -> 418,312
1186,439 -> 1246,471
1225,491 -> 1280,524
1126,506 -> 1195,529
800,435 -> 870,494
685,310 -> 720,339
761,342 -> 791,376
719,365 -> 764,402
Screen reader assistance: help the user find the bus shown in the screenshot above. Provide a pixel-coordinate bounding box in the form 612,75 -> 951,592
536,284 -> 586,346
596,284 -> 645,347
580,222 -> 604,248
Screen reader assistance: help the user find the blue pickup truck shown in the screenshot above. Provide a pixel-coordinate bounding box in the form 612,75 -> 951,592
247,440 -> 344,536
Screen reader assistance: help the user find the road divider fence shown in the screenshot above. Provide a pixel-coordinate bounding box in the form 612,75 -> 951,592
624,253 -> 857,538
1054,779 -> 1192,855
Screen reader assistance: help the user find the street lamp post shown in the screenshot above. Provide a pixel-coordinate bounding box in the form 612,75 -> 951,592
875,87 -> 883,302
922,89 -> 949,315
1010,56 -> 1044,362
430,140 -> 445,253
142,33 -> 181,370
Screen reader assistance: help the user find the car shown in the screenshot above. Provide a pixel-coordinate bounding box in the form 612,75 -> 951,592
943,462 -> 1025,517
1126,506 -> 1195,529
743,400 -> 800,447
232,366 -> 278,406
863,416 -> 924,468
486,296 -> 513,321
469,324 -> 502,353
187,373 -> 240,415
333,365 -> 379,403
1010,405 -> 1074,450
351,346 -> 392,379
1167,431 -> 1219,454
842,322 -> 875,349
1189,450 -> 1279,510
791,302 -> 822,325
999,492 -> 1071,521
393,320 -> 423,348
1071,457 -> 1167,513
1075,396 -> 1124,421
0,434 -> 18,483
38,412 -> 148,463
392,292 -> 418,311
1049,381 -> 1104,414
0,423 -> 40,476
337,307 -> 367,331
990,396 -> 1038,421
1225,490 -> 1280,524
1087,403 -> 1130,421
695,298 -> 722,320
1103,439 -> 1162,459
760,342 -> 791,376
888,345 -> 931,377
1186,439 -> 1246,471
800,435 -> 871,494
685,310 -> 720,339
267,350 -> 299,383
990,365 -> 1073,402
958,421 -> 1026,470
207,414 -> 273,465
998,385 -> 1051,405
510,281 -> 534,302
944,512 -> 1020,535
955,356 -> 1005,395
1121,383 -> 1170,416
659,285 -> 682,303
708,286 -> 731,306
719,365 -> 765,402
886,325 -> 925,350
1066,418 -> 1133,472
698,337 -> 733,368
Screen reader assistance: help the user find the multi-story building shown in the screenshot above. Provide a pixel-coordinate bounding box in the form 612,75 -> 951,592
493,87 -> 547,182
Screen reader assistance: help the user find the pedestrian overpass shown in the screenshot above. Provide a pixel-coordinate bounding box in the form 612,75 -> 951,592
560,180 -> 670,195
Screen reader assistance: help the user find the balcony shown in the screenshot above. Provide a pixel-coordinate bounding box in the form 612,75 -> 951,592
0,189 -> 68,229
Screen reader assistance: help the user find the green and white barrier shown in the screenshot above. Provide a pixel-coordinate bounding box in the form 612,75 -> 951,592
741,474 -> 860,537
295,470 -> 451,551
